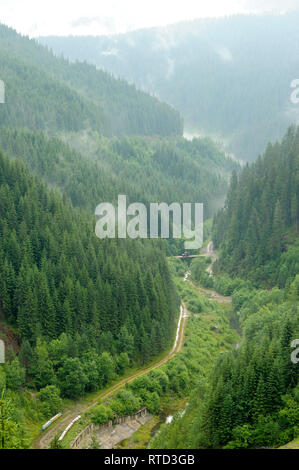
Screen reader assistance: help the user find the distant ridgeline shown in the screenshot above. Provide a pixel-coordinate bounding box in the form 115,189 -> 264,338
213,126 -> 299,287
39,12 -> 299,161
0,24 -> 183,137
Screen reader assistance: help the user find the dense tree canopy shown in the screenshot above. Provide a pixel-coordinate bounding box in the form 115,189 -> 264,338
0,150 -> 179,387
0,24 -> 183,137
40,12 -> 299,161
213,126 -> 299,287
152,129 -> 299,449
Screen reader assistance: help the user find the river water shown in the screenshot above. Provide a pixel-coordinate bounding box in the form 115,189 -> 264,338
150,402 -> 188,441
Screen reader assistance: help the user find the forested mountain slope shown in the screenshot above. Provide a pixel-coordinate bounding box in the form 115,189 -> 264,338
152,279 -> 299,449
151,129 -> 299,450
0,18 -> 257,451
0,19 -> 239,428
0,24 -> 182,137
39,12 -> 299,161
0,23 -> 239,445
0,116 -> 237,449
0,148 -> 179,387
213,126 -> 299,287
0,128 -> 237,226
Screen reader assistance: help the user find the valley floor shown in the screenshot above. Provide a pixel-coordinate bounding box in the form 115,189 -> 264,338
33,303 -> 188,449
117,259 -> 240,449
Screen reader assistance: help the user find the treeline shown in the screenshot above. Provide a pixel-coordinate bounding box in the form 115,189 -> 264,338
0,150 -> 179,381
213,126 -> 299,287
0,23 -> 182,137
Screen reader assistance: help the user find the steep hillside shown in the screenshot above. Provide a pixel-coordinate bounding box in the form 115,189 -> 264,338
0,144 -> 183,448
0,149 -> 179,354
39,12 -> 299,161
0,24 -> 183,137
213,126 -> 299,287
151,128 -> 299,450
152,278 -> 299,449
0,128 -> 238,225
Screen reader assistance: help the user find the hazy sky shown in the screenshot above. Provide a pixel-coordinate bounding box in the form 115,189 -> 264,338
0,0 -> 298,37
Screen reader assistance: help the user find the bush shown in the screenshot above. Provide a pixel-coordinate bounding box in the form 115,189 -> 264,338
142,390 -> 160,414
57,358 -> 87,398
38,385 -> 62,419
4,359 -> 25,390
111,390 -> 141,416
91,405 -> 114,425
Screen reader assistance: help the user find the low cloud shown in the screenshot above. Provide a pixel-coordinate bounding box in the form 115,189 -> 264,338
1,0 -> 298,38
165,58 -> 175,79
101,49 -> 118,56
216,46 -> 233,63
71,16 -> 117,35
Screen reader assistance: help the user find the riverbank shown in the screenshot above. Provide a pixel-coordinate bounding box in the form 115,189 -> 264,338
118,397 -> 187,449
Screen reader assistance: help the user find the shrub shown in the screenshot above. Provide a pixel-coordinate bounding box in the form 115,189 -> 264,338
38,385 -> 62,418
91,405 -> 114,425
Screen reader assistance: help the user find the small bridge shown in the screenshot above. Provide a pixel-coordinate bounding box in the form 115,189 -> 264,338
174,254 -> 204,260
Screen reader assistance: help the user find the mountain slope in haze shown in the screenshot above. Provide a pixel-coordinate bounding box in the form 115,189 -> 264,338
152,279 -> 299,449
213,125 -> 299,287
39,12 -> 299,161
0,128 -> 238,255
0,24 -> 182,137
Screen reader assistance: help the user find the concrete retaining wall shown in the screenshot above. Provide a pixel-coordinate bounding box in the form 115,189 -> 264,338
71,407 -> 148,449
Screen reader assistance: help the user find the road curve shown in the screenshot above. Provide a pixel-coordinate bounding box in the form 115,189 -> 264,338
190,241 -> 231,304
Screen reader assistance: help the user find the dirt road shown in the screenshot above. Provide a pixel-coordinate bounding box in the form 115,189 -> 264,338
190,241 -> 232,304
34,242 -> 228,450
33,303 -> 188,449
